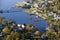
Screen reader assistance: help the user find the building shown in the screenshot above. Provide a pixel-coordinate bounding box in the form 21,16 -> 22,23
25,0 -> 35,3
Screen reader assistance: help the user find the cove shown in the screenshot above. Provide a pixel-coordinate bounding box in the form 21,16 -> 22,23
0,0 -> 49,32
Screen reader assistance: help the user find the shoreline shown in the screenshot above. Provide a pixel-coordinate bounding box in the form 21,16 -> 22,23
23,9 -> 60,28
23,9 -> 50,24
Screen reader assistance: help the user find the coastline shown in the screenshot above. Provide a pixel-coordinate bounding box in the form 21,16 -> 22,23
23,9 -> 50,24
15,1 -> 60,35
23,9 -> 60,28
0,0 -> 60,40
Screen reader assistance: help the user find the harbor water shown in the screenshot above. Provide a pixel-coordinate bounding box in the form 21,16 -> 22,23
0,0 -> 49,32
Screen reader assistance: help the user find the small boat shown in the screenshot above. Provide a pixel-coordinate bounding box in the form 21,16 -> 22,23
33,20 -> 39,22
28,18 -> 33,20
28,18 -> 39,22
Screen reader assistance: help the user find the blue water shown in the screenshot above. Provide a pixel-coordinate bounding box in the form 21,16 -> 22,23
0,0 -> 49,32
